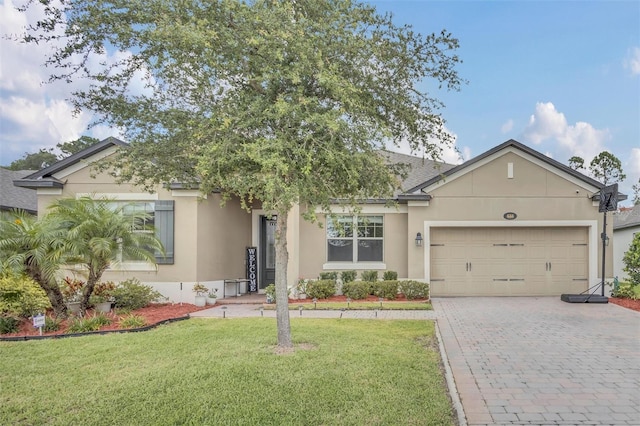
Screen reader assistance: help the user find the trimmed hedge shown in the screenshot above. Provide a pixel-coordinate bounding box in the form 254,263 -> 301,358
382,271 -> 398,281
342,281 -> 370,300
373,280 -> 399,300
318,272 -> 338,281
360,270 -> 379,282
400,280 -> 430,300
340,270 -> 357,283
306,280 -> 336,299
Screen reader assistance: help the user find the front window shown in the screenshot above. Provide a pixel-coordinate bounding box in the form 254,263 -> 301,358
327,215 -> 383,262
110,201 -> 155,262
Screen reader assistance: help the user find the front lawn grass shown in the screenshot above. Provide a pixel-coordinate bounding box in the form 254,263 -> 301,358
0,318 -> 454,425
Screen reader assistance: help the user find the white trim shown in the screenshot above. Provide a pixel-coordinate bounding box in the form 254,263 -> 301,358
323,262 -> 386,270
421,147 -> 601,194
407,200 -> 430,207
422,220 -> 598,289
36,188 -> 62,195
53,146 -> 120,179
171,190 -> 206,198
320,204 -> 407,214
76,192 -> 158,201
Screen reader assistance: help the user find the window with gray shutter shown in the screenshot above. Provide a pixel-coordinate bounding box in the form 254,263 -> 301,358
155,200 -> 174,264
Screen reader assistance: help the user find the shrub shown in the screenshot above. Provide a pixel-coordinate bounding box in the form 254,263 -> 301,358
113,278 -> 164,310
340,270 -> 357,283
622,232 -> 640,286
265,284 -> 276,302
0,274 -> 51,318
341,281 -> 370,300
89,281 -> 116,304
66,313 -> 112,333
306,280 -> 336,299
0,314 -> 20,334
361,270 -> 379,282
373,280 -> 399,300
318,271 -> 338,281
382,271 -> 398,281
400,280 -> 430,300
120,314 -> 146,329
44,316 -> 62,332
611,281 -> 638,300
61,277 -> 85,303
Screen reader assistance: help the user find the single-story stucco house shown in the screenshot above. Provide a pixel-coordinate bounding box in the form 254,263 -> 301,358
613,203 -> 640,282
14,137 -> 619,301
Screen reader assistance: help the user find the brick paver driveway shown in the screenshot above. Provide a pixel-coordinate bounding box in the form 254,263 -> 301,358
433,297 -> 640,425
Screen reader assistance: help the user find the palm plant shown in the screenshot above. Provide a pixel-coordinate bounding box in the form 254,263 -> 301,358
47,196 -> 164,316
0,211 -> 68,317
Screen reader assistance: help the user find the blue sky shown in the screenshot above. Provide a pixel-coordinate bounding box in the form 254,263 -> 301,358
1,0 -> 639,203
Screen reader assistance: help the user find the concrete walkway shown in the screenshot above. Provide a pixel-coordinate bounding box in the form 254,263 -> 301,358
190,298 -> 640,425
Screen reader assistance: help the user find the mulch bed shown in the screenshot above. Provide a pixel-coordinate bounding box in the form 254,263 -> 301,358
608,297 -> 640,312
2,303 -> 211,339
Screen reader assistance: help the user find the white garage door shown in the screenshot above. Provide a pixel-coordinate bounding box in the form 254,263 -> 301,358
430,227 -> 589,296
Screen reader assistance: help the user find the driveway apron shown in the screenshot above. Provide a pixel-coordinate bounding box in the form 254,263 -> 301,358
433,297 -> 640,425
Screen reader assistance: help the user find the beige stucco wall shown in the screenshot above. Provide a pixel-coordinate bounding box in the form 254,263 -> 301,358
407,151 -> 612,285
196,194 -> 252,281
298,209 -> 409,280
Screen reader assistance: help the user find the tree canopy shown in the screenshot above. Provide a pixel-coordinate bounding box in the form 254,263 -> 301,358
4,136 -> 100,170
589,151 -> 625,185
21,0 -> 464,346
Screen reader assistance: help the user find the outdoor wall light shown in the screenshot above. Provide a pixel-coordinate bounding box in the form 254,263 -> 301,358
415,232 -> 423,247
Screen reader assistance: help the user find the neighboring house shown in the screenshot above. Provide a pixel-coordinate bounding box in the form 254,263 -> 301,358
613,204 -> 640,282
0,168 -> 37,214
14,137 -> 616,300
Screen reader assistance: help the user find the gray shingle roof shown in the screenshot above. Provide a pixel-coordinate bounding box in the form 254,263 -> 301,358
0,169 -> 37,214
379,150 -> 456,196
613,203 -> 640,231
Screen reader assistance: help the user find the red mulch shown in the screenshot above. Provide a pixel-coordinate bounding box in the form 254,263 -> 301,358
2,303 -> 211,338
608,297 -> 640,312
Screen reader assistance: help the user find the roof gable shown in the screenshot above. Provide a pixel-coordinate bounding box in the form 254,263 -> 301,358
614,203 -> 640,231
14,137 -> 127,189
410,139 -> 604,194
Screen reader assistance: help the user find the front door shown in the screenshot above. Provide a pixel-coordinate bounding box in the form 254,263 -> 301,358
260,216 -> 277,290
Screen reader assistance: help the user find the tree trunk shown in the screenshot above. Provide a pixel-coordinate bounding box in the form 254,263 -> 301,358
80,268 -> 103,317
275,211 -> 293,348
26,263 -> 67,318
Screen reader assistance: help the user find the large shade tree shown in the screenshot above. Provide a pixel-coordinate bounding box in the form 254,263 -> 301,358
21,0 -> 464,347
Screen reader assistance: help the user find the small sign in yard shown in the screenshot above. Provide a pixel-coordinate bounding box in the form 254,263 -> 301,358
33,313 -> 45,335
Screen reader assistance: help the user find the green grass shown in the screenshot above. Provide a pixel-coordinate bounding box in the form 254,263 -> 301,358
0,318 -> 454,425
266,301 -> 433,310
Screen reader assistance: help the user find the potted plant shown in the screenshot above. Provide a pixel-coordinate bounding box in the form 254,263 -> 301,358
296,278 -> 308,300
61,277 -> 85,314
206,288 -> 218,306
265,283 -> 276,304
193,283 -> 208,307
90,281 -> 116,313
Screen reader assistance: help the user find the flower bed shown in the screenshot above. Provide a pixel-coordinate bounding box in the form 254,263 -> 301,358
1,303 -> 211,338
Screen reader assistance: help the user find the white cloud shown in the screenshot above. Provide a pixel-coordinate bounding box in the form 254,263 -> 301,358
522,102 -> 610,162
0,0 -> 145,165
624,46 -> 640,76
501,119 -> 514,134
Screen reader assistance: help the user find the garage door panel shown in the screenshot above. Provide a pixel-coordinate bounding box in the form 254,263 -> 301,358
430,227 -> 589,296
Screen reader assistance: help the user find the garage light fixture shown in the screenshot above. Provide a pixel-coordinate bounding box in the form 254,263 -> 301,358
415,232 -> 423,247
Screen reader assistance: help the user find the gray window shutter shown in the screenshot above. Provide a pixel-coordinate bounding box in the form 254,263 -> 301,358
155,200 -> 174,264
